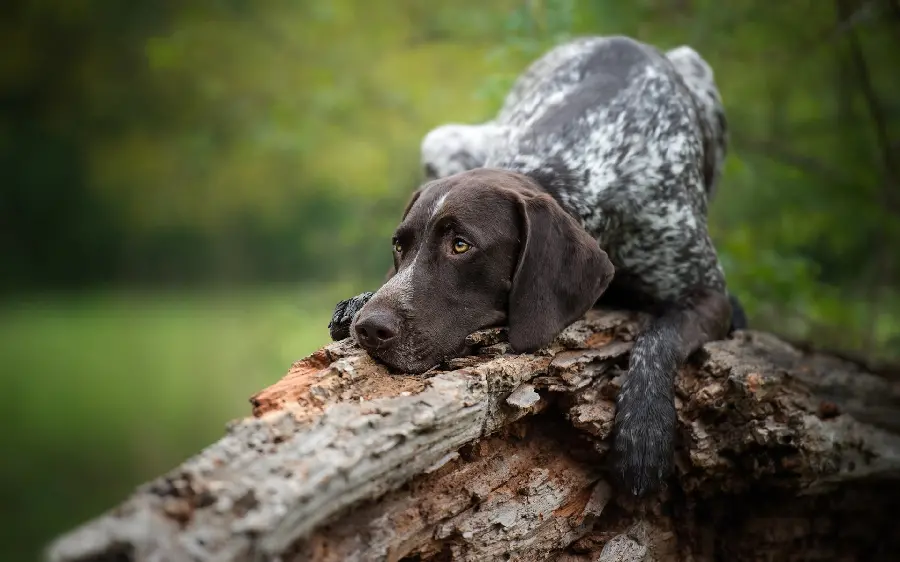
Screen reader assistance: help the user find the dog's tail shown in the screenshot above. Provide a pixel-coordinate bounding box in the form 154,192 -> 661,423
665,46 -> 729,201
420,123 -> 510,180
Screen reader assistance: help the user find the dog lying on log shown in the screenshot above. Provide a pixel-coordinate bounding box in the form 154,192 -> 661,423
327,35 -> 745,497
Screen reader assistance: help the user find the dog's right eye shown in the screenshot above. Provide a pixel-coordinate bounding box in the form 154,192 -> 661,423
451,238 -> 471,254
392,240 -> 402,253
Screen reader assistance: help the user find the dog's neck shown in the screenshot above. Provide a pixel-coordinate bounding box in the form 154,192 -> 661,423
491,158 -> 597,230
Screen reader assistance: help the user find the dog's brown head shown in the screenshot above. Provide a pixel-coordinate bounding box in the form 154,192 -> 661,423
352,168 -> 615,373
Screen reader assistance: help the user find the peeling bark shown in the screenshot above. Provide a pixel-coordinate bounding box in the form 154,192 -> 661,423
45,309 -> 900,562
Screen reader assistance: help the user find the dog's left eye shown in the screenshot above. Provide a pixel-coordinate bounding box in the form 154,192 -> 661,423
451,238 -> 471,254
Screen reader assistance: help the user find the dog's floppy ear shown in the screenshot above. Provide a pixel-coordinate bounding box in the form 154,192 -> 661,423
382,188 -> 425,282
400,188 -> 423,220
507,193 -> 615,352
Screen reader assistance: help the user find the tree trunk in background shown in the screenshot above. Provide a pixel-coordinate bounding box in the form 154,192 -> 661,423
45,309 -> 900,562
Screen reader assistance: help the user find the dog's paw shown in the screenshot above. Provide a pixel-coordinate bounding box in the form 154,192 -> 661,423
328,291 -> 374,341
609,397 -> 676,497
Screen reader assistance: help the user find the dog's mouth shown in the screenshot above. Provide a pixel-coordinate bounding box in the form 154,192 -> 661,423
362,324 -> 510,375
365,345 -> 445,375
358,327 -> 455,375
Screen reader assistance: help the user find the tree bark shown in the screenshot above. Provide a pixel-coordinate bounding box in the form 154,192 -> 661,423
45,308 -> 900,562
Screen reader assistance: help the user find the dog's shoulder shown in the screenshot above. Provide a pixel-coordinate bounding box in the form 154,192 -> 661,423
496,36 -> 608,124
497,36 -> 666,132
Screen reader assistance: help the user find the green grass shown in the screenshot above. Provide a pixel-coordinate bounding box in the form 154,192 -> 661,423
0,282 -> 367,562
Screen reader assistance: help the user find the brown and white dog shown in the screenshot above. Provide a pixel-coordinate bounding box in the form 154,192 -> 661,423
328,35 -> 744,497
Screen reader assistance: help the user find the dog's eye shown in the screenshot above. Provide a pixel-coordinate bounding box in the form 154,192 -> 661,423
451,238 -> 471,254
392,239 -> 402,253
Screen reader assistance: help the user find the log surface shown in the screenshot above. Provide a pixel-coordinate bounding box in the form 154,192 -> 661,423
45,309 -> 900,562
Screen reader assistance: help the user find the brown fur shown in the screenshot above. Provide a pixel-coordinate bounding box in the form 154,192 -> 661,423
351,168 -> 614,373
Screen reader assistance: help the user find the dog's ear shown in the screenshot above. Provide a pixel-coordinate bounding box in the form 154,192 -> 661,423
400,188 -> 423,220
507,193 -> 615,352
383,187 -> 427,282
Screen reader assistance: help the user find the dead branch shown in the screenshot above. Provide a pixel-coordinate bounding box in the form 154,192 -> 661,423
45,309 -> 900,562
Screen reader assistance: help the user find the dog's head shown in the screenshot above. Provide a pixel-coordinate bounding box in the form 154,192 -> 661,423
351,168 -> 615,373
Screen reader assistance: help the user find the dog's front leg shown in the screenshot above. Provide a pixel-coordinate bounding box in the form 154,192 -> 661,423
610,286 -> 732,497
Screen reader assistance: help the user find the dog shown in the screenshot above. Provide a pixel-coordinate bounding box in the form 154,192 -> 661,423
328,35 -> 743,497
417,37 -> 745,328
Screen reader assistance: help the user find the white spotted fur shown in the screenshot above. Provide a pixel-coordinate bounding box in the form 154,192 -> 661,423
421,35 -> 730,302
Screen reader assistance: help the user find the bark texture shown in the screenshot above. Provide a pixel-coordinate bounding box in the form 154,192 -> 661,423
45,309 -> 900,562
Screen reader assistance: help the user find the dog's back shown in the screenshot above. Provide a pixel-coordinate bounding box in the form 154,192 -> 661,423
486,35 -> 727,301
423,37 -> 728,204
495,36 -> 609,129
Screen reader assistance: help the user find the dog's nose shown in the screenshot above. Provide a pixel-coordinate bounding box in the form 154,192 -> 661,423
354,311 -> 400,350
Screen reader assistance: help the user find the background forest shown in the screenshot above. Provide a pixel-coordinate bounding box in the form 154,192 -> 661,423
2,1 -> 899,560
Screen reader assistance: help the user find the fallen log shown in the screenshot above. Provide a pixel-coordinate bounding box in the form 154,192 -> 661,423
45,308 -> 900,562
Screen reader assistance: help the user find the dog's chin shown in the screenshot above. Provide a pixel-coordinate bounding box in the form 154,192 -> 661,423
366,339 -> 468,375
366,349 -> 439,375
